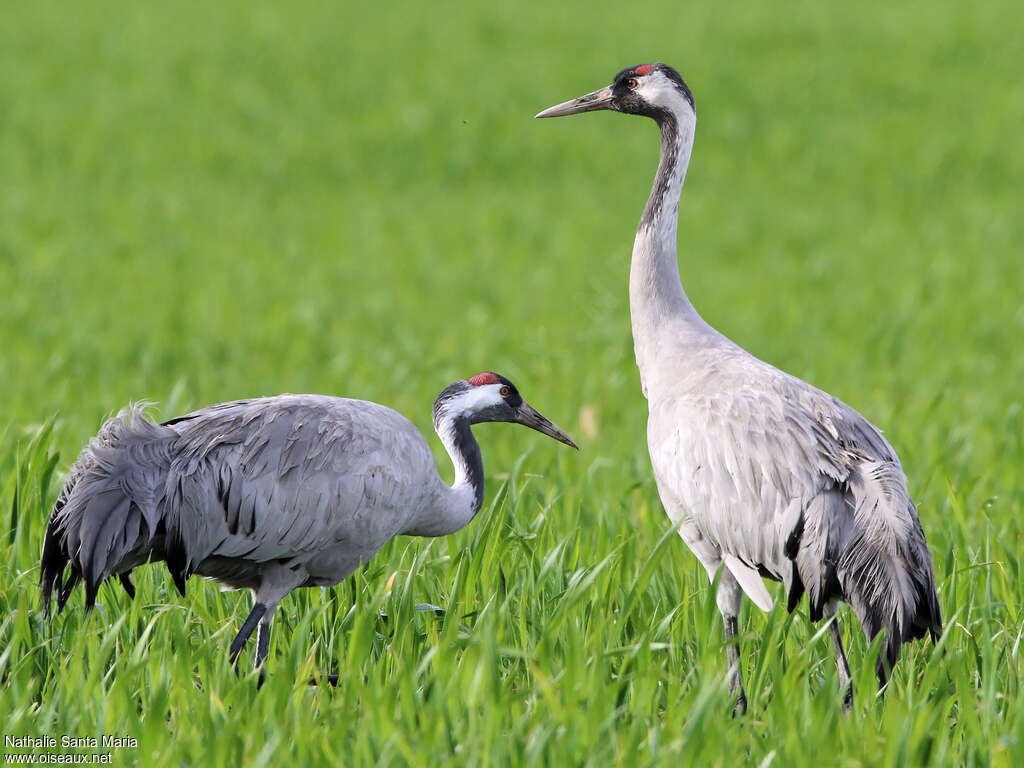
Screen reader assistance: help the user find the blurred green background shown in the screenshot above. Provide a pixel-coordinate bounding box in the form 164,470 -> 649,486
2,0 -> 1022,765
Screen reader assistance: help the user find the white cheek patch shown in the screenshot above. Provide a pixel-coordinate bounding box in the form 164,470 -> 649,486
637,72 -> 691,115
455,383 -> 504,412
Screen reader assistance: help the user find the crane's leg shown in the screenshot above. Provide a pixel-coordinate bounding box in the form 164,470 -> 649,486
118,572 -> 136,600
253,604 -> 278,689
229,602 -> 266,665
717,569 -> 748,717
676,520 -> 748,716
825,601 -> 853,713
255,611 -> 272,669
229,563 -> 307,686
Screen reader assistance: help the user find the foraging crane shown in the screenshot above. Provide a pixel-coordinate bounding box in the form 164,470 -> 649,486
537,63 -> 941,713
41,373 -> 576,676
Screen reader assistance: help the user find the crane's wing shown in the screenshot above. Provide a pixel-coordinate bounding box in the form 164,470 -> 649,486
650,377 -> 892,552
648,370 -> 940,664
160,395 -> 436,574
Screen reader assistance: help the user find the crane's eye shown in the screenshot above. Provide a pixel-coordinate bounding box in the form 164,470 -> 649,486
627,78 -> 639,89
499,386 -> 511,397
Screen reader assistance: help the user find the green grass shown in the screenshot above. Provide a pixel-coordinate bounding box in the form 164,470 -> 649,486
2,0 -> 1023,765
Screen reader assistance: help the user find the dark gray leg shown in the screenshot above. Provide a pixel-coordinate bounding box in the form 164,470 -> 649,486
255,617 -> 271,669
826,606 -> 854,713
723,614 -> 747,717
119,573 -> 136,599
229,602 -> 266,666
254,618 -> 272,688
254,613 -> 275,689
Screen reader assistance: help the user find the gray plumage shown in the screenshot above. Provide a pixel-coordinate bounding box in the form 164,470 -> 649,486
41,375 -> 576,676
538,63 -> 941,713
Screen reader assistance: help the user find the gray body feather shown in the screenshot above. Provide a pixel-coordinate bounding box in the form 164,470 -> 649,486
41,395 -> 445,613
646,340 -> 941,672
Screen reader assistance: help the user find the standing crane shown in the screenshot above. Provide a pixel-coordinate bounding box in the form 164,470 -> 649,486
537,63 -> 941,714
41,372 -> 576,678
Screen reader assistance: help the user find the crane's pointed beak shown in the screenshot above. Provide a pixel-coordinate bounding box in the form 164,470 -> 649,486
535,85 -> 615,118
514,402 -> 579,449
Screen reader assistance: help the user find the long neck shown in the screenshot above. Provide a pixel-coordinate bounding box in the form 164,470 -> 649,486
629,108 -> 716,396
412,413 -> 484,537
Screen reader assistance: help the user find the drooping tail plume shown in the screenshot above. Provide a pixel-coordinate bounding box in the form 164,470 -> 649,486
837,461 -> 941,680
786,458 -> 941,683
40,404 -> 175,614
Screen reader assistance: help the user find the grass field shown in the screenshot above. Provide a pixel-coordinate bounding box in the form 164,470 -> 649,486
2,0 -> 1023,765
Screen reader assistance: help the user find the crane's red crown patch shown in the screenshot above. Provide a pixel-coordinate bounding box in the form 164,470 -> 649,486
635,64 -> 653,76
469,372 -> 500,386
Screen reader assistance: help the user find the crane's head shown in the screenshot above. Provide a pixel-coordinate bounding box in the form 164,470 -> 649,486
433,372 -> 578,449
534,63 -> 695,123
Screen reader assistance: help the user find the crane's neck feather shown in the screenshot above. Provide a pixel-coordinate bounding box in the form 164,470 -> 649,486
410,411 -> 484,537
629,95 -> 717,397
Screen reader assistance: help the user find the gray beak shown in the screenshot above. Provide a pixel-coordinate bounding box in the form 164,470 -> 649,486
514,402 -> 579,449
535,85 -> 615,118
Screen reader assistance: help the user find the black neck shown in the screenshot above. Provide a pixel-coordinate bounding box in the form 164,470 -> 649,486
447,415 -> 485,514
640,112 -> 684,231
